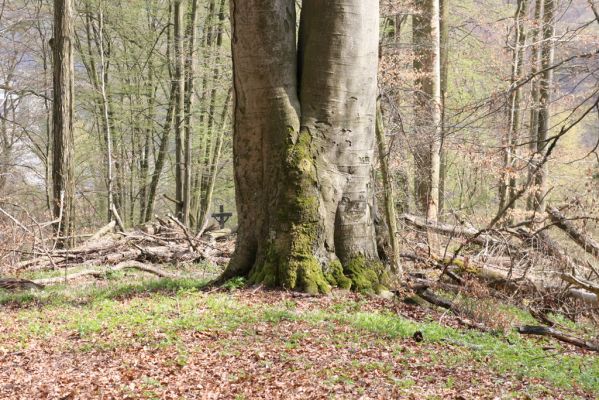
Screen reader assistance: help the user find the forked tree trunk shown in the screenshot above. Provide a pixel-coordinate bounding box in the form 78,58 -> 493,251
221,0 -> 389,293
52,0 -> 75,246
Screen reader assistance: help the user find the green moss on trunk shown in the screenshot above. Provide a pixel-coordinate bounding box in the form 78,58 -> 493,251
240,129 -> 391,296
324,260 -> 353,290
344,256 -> 390,294
247,129 -> 331,295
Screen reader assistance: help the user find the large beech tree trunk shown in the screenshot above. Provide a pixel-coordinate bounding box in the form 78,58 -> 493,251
221,0 -> 388,294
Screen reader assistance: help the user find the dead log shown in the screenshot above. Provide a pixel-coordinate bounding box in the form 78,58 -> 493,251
560,273 -> 599,296
401,214 -> 519,251
87,220 -> 116,242
516,325 -> 599,352
547,206 -> 599,259
0,278 -> 44,291
34,261 -> 177,286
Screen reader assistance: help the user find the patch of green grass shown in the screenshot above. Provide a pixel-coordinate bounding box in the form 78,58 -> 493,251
0,277 -> 209,307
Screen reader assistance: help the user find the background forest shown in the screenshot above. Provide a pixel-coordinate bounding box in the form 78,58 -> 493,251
0,0 -> 597,245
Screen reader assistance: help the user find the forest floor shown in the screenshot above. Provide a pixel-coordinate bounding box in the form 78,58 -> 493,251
0,271 -> 598,400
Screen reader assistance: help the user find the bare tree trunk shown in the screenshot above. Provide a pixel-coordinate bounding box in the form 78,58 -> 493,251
198,88 -> 232,231
499,0 -> 529,218
527,0 -> 543,213
173,0 -> 186,223
181,0 -> 199,226
144,4 -> 178,223
438,0 -> 449,217
376,101 -> 402,275
222,0 -> 388,293
412,0 -> 442,250
533,0 -> 555,215
413,0 -> 442,232
412,0 -> 433,215
98,5 -> 123,230
196,0 -> 226,228
51,0 -> 75,246
144,84 -> 177,222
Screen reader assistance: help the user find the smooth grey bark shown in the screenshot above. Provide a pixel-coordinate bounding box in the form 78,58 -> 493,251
222,0 -> 387,293
51,0 -> 75,245
298,0 -> 380,264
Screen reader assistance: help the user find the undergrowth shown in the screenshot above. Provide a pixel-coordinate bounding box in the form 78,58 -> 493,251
0,281 -> 597,396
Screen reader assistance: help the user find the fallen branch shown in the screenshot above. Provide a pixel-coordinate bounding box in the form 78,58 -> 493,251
414,288 -> 493,332
14,217 -> 233,273
401,213 -> 520,252
547,206 -> 599,260
516,325 -> 599,352
0,278 -> 44,291
88,220 -> 116,242
560,273 -> 599,296
34,261 -> 177,286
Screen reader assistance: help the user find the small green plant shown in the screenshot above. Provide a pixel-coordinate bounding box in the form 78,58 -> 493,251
223,277 -> 246,291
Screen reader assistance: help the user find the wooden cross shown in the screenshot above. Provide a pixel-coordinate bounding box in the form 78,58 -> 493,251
212,205 -> 232,229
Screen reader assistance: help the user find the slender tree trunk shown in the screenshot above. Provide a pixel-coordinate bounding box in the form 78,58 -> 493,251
412,0 -> 442,250
438,0 -> 449,217
144,4 -> 178,223
413,0 -> 433,214
181,0 -> 199,226
428,0 -> 442,230
527,0 -> 544,212
173,0 -> 186,222
98,5 -> 123,229
197,0 -> 226,228
499,0 -> 529,218
376,101 -> 402,275
198,88 -> 232,231
222,0 -> 388,293
51,0 -> 75,246
412,0 -> 442,229
534,0 -> 555,214
189,0 -> 217,226
144,86 -> 177,222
